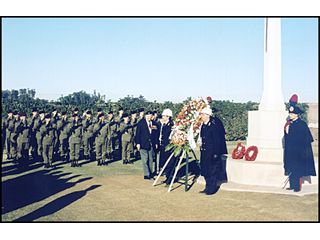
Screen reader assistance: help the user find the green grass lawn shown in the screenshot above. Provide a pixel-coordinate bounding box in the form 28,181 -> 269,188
1,141 -> 318,222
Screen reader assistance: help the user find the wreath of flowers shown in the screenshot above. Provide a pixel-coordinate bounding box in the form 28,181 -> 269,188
165,97 -> 210,157
231,143 -> 246,159
244,146 -> 258,161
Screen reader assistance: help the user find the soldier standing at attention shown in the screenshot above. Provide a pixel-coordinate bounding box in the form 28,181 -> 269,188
4,109 -> 14,160
68,113 -> 83,167
10,111 -> 20,162
130,110 -> 139,160
16,112 -> 31,165
82,110 -> 94,160
119,113 -> 134,164
34,111 -> 45,162
93,113 -> 108,166
106,111 -> 117,161
40,114 -> 57,168
57,111 -> 69,161
29,108 -> 39,161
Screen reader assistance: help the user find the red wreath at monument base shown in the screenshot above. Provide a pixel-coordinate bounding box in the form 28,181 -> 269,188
244,146 -> 258,161
232,143 -> 246,159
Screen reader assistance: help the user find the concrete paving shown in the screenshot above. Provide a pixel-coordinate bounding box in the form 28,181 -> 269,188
220,181 -> 318,197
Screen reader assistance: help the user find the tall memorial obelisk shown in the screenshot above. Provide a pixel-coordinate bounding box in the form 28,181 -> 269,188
246,18 -> 288,163
227,18 -> 290,186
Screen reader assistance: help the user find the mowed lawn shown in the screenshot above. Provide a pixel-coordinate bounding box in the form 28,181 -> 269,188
1,142 -> 318,222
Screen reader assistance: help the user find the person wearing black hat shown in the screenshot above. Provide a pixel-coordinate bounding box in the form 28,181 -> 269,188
57,111 -> 69,161
138,108 -> 145,122
93,113 -> 108,166
29,108 -> 39,161
4,109 -> 14,159
283,105 -> 316,192
16,112 -> 31,164
39,114 -> 57,168
106,110 -> 118,161
9,111 -> 21,161
130,110 -> 139,159
119,113 -> 134,164
73,107 -> 79,115
82,110 -> 94,160
34,111 -> 46,161
68,114 -> 83,167
135,110 -> 156,179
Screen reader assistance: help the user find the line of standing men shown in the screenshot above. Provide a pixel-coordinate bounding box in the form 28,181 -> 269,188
1,107 -> 150,169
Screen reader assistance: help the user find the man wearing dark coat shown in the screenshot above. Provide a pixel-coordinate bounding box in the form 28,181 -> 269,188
283,105 -> 316,192
135,111 -> 155,179
199,107 -> 228,195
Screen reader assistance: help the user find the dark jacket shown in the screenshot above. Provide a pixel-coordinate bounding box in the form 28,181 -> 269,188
159,120 -> 174,147
200,116 -> 228,177
135,119 -> 153,150
284,118 -> 316,177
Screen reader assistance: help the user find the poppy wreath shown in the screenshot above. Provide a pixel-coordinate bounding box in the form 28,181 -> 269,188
232,143 -> 246,159
245,146 -> 258,161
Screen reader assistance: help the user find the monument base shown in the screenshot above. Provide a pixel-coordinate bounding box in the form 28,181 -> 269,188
197,157 -> 318,190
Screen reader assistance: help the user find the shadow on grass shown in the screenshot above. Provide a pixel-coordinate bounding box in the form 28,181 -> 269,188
14,184 -> 101,222
1,167 -> 92,215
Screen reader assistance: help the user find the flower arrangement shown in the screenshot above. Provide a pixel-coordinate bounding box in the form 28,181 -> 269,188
166,97 -> 210,156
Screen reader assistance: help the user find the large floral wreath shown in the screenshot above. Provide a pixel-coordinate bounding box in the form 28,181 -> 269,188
165,96 -> 212,156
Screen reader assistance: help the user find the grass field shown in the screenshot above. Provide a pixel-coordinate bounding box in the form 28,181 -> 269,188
1,142 -> 318,222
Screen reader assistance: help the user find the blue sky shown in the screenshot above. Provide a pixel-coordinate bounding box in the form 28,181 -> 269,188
2,17 -> 318,103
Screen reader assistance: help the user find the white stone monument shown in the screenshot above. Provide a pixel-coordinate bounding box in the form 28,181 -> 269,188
224,18 -> 318,188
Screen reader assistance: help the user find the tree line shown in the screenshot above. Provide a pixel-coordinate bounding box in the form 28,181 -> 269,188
1,89 -> 309,141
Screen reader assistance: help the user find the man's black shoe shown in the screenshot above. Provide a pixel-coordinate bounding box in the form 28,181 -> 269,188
199,190 -> 207,194
293,189 -> 301,192
286,187 -> 293,190
144,176 -> 150,180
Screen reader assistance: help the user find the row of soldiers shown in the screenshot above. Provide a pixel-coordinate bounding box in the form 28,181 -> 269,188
1,107 -> 159,168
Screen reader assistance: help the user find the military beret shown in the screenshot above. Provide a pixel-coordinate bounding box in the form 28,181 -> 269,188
97,108 -> 102,112
98,113 -> 104,118
8,109 -> 13,114
20,112 -> 26,117
73,107 -> 79,112
52,107 -> 57,112
32,107 -> 38,112
122,113 -> 129,118
289,105 -> 303,114
45,114 -> 51,119
108,111 -> 114,114
145,110 -> 153,115
86,110 -> 92,115
39,110 -> 45,114
61,111 -> 67,115
118,107 -> 124,111
138,108 -> 145,112
131,110 -> 137,114
13,111 -> 18,115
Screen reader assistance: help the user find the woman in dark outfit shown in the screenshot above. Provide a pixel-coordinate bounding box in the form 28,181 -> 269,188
283,105 -> 316,192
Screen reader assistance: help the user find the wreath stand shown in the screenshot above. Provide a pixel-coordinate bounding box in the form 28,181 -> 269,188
153,149 -> 198,192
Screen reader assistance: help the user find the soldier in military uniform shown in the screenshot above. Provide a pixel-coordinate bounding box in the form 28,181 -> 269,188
4,110 -> 14,159
82,110 -> 94,160
130,110 -> 139,159
138,108 -> 145,122
34,110 -> 45,161
68,113 -> 83,167
93,113 -> 108,166
40,114 -> 57,168
16,112 -> 31,165
106,111 -> 117,161
29,108 -> 39,161
119,113 -> 134,164
10,111 -> 20,162
57,111 -> 69,161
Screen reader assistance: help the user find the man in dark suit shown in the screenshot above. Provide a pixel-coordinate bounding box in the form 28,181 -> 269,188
199,107 -> 228,195
135,110 -> 155,180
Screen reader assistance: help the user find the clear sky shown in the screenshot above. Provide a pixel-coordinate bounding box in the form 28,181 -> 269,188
2,17 -> 318,103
